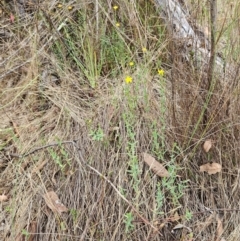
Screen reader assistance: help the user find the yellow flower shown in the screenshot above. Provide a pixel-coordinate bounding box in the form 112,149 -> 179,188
58,3 -> 63,8
68,6 -> 73,10
158,69 -> 165,76
113,5 -> 118,10
142,47 -> 147,53
116,22 -> 120,27
125,76 -> 133,84
129,62 -> 134,66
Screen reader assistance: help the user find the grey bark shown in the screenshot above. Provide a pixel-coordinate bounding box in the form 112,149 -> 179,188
155,0 -> 233,83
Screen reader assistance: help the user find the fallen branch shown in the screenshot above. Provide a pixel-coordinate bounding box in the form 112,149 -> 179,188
9,140 -> 78,158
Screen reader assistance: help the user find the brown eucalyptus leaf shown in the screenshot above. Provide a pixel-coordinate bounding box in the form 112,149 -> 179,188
43,191 -> 68,214
203,139 -> 212,153
28,221 -> 37,241
172,223 -> 192,232
169,212 -> 181,222
16,221 -> 37,241
216,215 -> 223,241
142,152 -> 169,177
199,163 -> 222,175
0,194 -> 8,202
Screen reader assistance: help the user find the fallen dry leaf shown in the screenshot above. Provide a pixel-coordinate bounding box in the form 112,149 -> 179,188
142,152 -> 169,177
10,13 -> 15,23
15,221 -> 37,241
32,160 -> 48,174
0,194 -> 8,202
28,221 -> 37,241
172,223 -> 192,232
169,212 -> 181,222
200,163 -> 222,175
158,222 -> 166,230
203,139 -> 212,153
153,220 -> 165,230
43,191 -> 68,214
216,215 -> 224,241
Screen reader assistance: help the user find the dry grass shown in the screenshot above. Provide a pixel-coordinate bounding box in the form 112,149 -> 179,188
1,0 -> 240,240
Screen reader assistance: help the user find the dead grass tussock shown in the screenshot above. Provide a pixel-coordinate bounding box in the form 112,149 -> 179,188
1,0 -> 240,240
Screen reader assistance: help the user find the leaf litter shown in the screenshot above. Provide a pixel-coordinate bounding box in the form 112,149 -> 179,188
199,163 -> 222,175
142,152 -> 169,177
0,194 -> 8,202
203,139 -> 213,153
43,191 -> 68,214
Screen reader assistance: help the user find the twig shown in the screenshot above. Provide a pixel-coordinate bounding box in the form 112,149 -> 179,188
203,0 -> 217,125
9,140 -> 78,158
